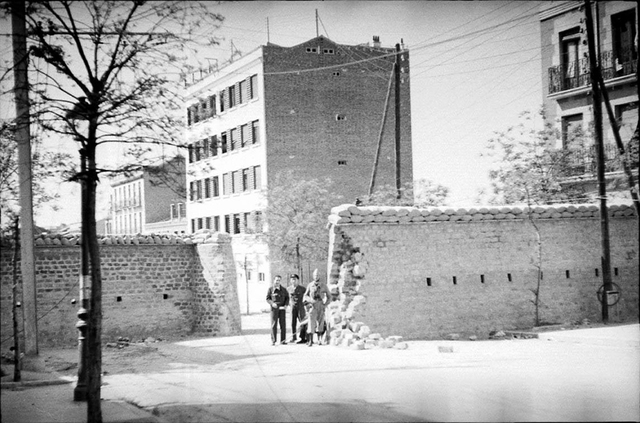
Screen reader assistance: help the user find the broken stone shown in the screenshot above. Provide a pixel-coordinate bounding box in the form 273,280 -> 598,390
387,335 -> 403,343
447,333 -> 460,341
469,335 -> 478,341
393,342 -> 408,350
438,346 -> 454,353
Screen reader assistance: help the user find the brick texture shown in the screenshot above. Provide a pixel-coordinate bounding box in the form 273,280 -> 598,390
327,204 -> 639,340
0,232 -> 240,350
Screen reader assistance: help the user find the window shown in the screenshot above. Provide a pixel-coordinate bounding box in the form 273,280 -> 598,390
612,9 -> 637,77
214,216 -> 220,231
336,114 -> 346,121
251,120 -> 260,144
242,168 -> 250,191
219,90 -> 225,112
221,132 -> 228,154
188,144 -> 194,163
243,212 -> 250,232
212,176 -> 220,197
204,177 -> 211,198
197,217 -> 203,230
202,138 -> 210,159
338,160 -> 347,166
562,114 -> 583,148
223,173 -> 231,195
230,128 -> 239,151
253,165 -> 262,189
232,170 -> 241,194
306,47 -> 318,53
229,85 -> 236,108
224,214 -> 231,233
616,102 -> 638,141
255,211 -> 263,233
205,217 -> 211,229
194,140 -> 202,161
323,48 -> 334,54
210,136 -> 218,157
239,80 -> 245,104
259,272 -> 265,282
191,219 -> 196,233
209,95 -> 216,117
249,74 -> 258,99
178,203 -> 185,218
560,27 -> 581,90
196,180 -> 203,200
241,124 -> 249,147
189,181 -> 196,201
233,213 -> 241,234
170,204 -> 176,220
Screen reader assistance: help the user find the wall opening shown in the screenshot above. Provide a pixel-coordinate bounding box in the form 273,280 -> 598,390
426,277 -> 432,286
566,270 -> 570,279
595,268 -> 599,277
614,267 -> 619,276
163,294 -> 169,300
507,273 -> 512,282
116,296 -> 122,302
480,275 -> 485,284
452,276 -> 457,285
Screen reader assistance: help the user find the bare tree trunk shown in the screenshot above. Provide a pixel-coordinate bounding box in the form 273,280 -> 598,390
85,127 -> 103,423
11,216 -> 21,382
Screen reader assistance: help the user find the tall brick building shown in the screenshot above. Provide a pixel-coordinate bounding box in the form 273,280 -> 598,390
184,35 -> 412,313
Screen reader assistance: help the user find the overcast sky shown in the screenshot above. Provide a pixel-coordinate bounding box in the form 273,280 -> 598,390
2,1 -> 547,227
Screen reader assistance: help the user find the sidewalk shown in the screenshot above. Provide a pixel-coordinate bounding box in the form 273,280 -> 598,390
2,318 -> 638,423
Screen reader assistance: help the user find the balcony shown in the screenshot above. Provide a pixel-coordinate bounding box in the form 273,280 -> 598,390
564,143 -> 634,177
548,48 -> 637,95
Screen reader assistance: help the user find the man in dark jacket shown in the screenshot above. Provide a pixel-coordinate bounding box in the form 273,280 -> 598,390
266,275 -> 289,345
287,274 -> 307,343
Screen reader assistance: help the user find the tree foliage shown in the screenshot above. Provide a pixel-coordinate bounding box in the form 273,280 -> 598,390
0,120 -> 70,227
358,178 -> 449,207
482,109 -> 591,205
264,171 -> 343,270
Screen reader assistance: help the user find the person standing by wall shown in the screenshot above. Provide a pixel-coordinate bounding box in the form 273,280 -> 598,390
303,269 -> 330,347
287,274 -> 307,344
266,275 -> 289,345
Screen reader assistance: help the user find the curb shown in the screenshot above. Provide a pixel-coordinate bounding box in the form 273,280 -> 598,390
1,371 -> 73,390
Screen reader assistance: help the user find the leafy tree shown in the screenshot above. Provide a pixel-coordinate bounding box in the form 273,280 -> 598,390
9,2 -> 224,420
359,178 -> 449,207
264,171 -> 343,278
0,120 -> 70,227
482,109 -> 591,205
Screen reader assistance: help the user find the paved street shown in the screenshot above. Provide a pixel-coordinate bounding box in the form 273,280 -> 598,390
97,314 -> 639,422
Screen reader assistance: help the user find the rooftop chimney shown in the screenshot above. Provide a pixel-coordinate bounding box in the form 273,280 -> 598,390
372,35 -> 380,48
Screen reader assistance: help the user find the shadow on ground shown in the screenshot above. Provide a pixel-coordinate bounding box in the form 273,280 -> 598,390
150,401 -> 428,422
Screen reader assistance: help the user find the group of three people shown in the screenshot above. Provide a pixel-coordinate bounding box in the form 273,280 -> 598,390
265,269 -> 330,347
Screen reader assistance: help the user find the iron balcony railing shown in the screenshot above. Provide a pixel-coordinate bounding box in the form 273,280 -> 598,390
548,48 -> 637,95
564,143 -> 628,176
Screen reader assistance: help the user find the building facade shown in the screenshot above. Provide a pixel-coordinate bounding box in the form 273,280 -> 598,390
107,155 -> 187,235
184,35 -> 413,313
540,1 -> 638,197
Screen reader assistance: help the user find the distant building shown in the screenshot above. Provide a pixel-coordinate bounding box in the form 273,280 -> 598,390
539,2 -> 638,199
184,35 -> 412,313
106,155 -> 187,235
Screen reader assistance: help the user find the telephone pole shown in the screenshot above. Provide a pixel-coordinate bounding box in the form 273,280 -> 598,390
394,42 -> 402,199
12,0 -> 39,359
584,0 -> 613,322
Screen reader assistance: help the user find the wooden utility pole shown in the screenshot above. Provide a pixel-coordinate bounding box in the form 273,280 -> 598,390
394,43 -> 402,199
368,70 -> 394,197
12,0 -> 39,358
584,0 -> 613,322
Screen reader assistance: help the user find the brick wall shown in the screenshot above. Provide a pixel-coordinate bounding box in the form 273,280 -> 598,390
263,38 -> 413,203
0,231 -> 240,350
326,204 -> 639,340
